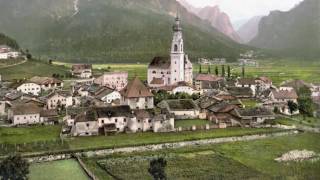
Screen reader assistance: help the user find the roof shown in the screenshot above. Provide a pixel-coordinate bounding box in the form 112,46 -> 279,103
121,77 -> 153,98
72,64 -> 92,74
12,103 -> 41,115
195,74 -> 223,82
29,76 -> 62,85
237,78 -> 256,85
95,87 -> 115,99
227,87 -> 253,97
257,77 -> 272,84
134,109 -> 154,119
47,91 -> 72,99
271,89 -> 298,100
195,96 -> 221,109
40,109 -> 58,117
160,99 -> 198,110
235,107 -> 275,118
95,106 -> 134,118
150,78 -> 164,85
207,102 -> 238,113
148,56 -> 171,69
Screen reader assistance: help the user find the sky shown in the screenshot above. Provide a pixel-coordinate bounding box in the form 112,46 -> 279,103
184,0 -> 303,23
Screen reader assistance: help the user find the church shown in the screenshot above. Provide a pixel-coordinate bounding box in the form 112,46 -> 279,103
148,15 -> 193,88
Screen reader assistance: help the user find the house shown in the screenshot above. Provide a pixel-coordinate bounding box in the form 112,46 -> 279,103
71,64 -> 92,78
235,78 -> 257,96
255,76 -> 273,92
158,99 -> 199,119
94,87 -> 121,104
156,81 -> 196,95
0,45 -> 20,59
266,88 -> 299,115
29,76 -> 63,91
17,82 -> 41,96
94,72 -> 128,91
206,102 -> 240,127
8,103 -> 42,125
233,107 -> 275,126
148,15 -> 193,87
311,83 -> 320,98
70,111 -> 99,136
194,74 -> 224,93
40,109 -> 59,124
280,79 -> 311,91
46,91 -> 73,110
120,77 -> 154,110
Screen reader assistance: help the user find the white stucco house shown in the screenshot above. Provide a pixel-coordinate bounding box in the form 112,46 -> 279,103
17,83 -> 41,96
71,64 -> 92,78
94,72 -> 128,91
29,76 -> 63,91
46,91 -> 73,110
8,103 -> 42,125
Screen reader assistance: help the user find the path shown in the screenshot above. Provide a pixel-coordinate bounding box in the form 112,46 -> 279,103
0,59 -> 27,69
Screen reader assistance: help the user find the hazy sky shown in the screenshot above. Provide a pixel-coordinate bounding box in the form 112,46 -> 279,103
184,0 -> 303,22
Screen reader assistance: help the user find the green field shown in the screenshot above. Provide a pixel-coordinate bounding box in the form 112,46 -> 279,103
241,99 -> 260,109
29,159 -> 88,180
175,119 -> 212,128
84,133 -> 320,180
66,128 -> 281,151
276,115 -> 320,128
0,60 -> 69,81
0,125 -> 61,144
0,59 -> 25,68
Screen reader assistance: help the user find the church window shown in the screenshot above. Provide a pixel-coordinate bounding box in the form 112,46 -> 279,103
152,71 -> 156,74
174,44 -> 178,52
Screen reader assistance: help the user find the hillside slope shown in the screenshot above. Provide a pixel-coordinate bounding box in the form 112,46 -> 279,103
250,0 -> 320,58
0,0 -> 246,63
0,33 -> 19,50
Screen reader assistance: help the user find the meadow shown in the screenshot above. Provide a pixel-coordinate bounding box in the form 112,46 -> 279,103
29,159 -> 88,180
84,133 -> 320,180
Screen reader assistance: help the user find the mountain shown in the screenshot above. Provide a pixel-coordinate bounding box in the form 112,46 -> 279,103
237,16 -> 263,43
250,0 -> 320,58
0,0 -> 246,63
0,33 -> 19,50
177,0 -> 241,42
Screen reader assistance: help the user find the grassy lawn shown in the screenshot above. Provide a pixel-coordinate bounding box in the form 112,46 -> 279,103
276,115 -> 320,128
233,58 -> 320,86
175,119 -> 211,128
0,125 -> 61,144
0,60 -> 69,81
84,133 -> 320,180
241,99 -> 260,108
66,128 -> 282,151
29,159 -> 88,180
0,59 -> 25,68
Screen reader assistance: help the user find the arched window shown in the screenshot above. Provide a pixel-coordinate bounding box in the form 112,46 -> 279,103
181,44 -> 183,51
152,71 -> 156,74
174,44 -> 178,52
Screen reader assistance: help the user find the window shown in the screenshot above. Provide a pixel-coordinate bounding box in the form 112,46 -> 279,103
115,119 -> 118,122
174,44 -> 178,52
86,123 -> 90,127
117,128 -> 120,131
124,118 -> 127,122
138,120 -> 141,123
152,71 -> 156,74
102,120 -> 104,124
148,119 -> 151,123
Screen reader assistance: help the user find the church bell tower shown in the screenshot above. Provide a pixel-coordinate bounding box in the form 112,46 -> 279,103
170,14 -> 185,85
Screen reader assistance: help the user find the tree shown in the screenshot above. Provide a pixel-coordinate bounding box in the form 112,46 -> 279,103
242,66 -> 245,77
215,66 -> 219,76
221,65 -> 225,77
287,100 -> 298,115
227,65 -> 231,78
297,86 -> 314,119
208,65 -> 211,74
0,154 -> 29,180
148,157 -> 167,180
199,64 -> 202,74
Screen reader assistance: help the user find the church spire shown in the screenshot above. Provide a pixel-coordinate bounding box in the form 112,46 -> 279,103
173,12 -> 182,32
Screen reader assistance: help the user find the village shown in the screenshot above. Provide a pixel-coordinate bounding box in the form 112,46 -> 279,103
0,16 -> 319,139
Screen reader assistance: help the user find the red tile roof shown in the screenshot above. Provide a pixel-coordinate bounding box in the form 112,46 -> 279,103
121,77 -> 154,98
195,74 -> 223,82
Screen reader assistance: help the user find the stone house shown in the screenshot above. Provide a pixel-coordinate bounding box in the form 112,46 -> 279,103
71,112 -> 99,136
235,78 -> 257,96
266,88 -> 299,115
233,107 -> 275,126
158,99 -> 199,119
120,77 -> 154,110
8,103 -> 42,125
194,74 -> 224,93
71,64 -> 92,78
46,91 -> 73,110
255,76 -> 273,92
94,72 -> 128,91
17,82 -> 41,96
29,76 -> 63,91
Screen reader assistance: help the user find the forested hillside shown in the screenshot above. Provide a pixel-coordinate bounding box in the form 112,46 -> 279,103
250,0 -> 320,58
0,33 -> 19,49
0,0 -> 246,63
